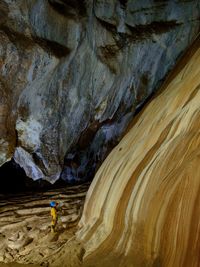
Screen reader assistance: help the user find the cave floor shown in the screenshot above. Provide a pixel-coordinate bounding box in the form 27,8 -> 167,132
0,183 -> 89,266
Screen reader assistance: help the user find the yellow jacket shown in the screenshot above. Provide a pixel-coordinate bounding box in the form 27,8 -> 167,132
51,207 -> 57,220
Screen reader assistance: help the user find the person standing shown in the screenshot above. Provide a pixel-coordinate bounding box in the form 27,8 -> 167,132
50,201 -> 58,233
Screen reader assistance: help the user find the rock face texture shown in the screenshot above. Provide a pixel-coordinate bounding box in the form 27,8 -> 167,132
0,0 -> 199,182
77,38 -> 200,267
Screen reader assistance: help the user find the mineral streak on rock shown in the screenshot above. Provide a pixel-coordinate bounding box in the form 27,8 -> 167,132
0,0 -> 199,182
77,37 -> 200,267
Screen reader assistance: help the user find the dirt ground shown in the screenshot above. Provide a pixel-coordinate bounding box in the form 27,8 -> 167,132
0,184 -> 89,267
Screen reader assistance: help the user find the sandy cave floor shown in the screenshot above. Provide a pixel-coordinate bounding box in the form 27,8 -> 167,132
0,183 -> 89,267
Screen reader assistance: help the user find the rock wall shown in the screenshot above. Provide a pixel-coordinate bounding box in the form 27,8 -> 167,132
0,0 -> 199,182
77,37 -> 200,267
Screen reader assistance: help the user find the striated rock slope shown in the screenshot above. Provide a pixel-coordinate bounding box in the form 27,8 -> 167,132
77,37 -> 200,267
0,0 -> 199,182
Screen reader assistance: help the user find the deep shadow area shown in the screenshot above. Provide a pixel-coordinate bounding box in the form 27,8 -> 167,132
48,0 -> 86,17
0,159 -> 67,194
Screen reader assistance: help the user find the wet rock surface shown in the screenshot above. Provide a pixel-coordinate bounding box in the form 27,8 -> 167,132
0,0 -> 199,182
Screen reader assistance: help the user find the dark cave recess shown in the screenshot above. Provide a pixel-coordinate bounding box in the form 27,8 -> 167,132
0,159 -> 69,194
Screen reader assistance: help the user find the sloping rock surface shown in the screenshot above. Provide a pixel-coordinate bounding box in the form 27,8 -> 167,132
77,37 -> 200,267
0,0 -> 199,182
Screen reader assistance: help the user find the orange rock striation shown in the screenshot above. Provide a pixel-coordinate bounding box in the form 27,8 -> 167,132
77,37 -> 200,267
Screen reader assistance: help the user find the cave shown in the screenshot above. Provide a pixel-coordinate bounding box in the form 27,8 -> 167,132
0,159 -> 69,194
0,0 -> 199,266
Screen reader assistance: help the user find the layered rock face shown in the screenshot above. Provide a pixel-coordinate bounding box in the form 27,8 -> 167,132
77,38 -> 200,267
0,0 -> 199,182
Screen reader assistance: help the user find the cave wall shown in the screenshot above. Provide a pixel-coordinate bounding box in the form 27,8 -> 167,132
77,37 -> 200,267
0,0 -> 199,182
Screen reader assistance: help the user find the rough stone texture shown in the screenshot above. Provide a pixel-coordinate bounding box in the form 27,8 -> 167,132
0,0 -> 199,182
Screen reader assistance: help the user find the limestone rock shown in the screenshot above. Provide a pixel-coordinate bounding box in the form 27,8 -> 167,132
0,0 -> 199,182
77,37 -> 200,267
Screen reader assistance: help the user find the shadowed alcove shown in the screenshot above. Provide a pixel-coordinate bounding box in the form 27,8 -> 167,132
0,159 -> 69,194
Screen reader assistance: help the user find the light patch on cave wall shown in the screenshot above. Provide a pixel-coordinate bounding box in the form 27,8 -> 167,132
14,147 -> 44,180
16,117 -> 42,151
